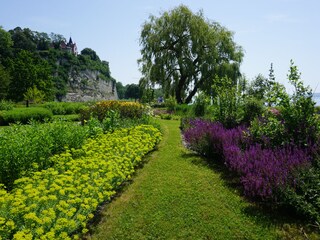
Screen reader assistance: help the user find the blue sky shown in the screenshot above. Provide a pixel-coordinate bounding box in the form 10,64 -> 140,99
1,0 -> 319,92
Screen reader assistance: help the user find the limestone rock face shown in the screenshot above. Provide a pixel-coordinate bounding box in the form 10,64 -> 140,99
62,70 -> 118,102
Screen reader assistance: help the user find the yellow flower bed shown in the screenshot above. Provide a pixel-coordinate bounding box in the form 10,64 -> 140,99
0,125 -> 161,239
80,100 -> 146,123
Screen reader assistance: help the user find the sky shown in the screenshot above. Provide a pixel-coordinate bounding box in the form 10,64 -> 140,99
1,0 -> 320,93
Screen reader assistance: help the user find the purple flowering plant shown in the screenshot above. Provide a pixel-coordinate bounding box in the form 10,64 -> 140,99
183,118 -> 312,200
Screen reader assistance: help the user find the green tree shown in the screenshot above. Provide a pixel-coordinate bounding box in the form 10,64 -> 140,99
116,82 -> 126,99
34,32 -> 51,51
125,83 -> 140,100
248,74 -> 269,100
81,48 -> 100,61
8,50 -> 54,101
9,27 -> 37,52
0,64 -> 11,99
50,33 -> 66,49
0,26 -> 13,59
23,85 -> 45,107
265,63 -> 289,107
138,5 -> 243,104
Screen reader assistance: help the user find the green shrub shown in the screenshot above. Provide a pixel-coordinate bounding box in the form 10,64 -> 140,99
0,121 -> 88,189
43,102 -> 86,115
193,93 -> 210,117
52,114 -> 80,122
242,97 -> 265,124
0,100 -> 14,111
80,100 -> 145,123
282,158 -> 320,223
165,96 -> 177,113
248,110 -> 286,148
0,107 -> 53,125
212,76 -> 243,128
175,104 -> 192,116
250,60 -> 318,148
85,110 -> 157,137
160,113 -> 172,120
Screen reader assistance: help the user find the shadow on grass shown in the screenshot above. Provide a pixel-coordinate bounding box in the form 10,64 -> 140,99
180,151 -> 241,190
180,151 -> 320,238
83,149 -> 157,239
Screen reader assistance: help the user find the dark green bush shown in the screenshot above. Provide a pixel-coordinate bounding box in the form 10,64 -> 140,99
0,107 -> 52,125
242,97 -> 265,124
282,158 -> 320,223
43,102 -> 86,115
175,104 -> 192,116
315,106 -> 320,114
193,93 -> 210,117
0,120 -> 88,189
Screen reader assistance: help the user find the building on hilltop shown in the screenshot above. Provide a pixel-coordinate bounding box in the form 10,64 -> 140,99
60,37 -> 78,55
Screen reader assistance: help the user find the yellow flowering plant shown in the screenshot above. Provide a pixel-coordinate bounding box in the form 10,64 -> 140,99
80,100 -> 146,123
0,125 -> 161,239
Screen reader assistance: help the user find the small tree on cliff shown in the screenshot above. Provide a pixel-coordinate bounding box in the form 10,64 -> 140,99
138,5 -> 243,104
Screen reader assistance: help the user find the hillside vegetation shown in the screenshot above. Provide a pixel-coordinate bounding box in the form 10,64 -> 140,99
0,26 -> 115,103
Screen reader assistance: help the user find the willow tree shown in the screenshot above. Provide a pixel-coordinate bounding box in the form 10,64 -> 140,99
138,5 -> 243,104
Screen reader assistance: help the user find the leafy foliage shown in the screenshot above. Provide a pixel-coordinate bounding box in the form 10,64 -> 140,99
211,76 -> 244,128
116,82 -> 126,99
281,158 -> 320,223
193,92 -> 210,117
42,101 -> 87,115
175,103 -> 192,116
80,100 -> 146,123
8,50 -> 54,102
241,97 -> 265,125
0,26 -> 13,59
125,83 -> 140,100
182,62 -> 320,225
0,26 -> 115,102
0,121 -> 88,189
0,64 -> 11,99
247,74 -> 270,100
0,100 -> 14,111
23,85 -> 45,105
183,119 -> 312,200
250,60 -> 317,148
165,96 -> 177,113
138,5 -> 243,103
0,125 -> 161,239
0,107 -> 53,125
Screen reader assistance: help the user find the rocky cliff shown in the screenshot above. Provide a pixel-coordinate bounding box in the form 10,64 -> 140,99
61,69 -> 118,102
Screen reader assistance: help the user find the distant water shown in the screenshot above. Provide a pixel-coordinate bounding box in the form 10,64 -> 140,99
313,93 -> 320,106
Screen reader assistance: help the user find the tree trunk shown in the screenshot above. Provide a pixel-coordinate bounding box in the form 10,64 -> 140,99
175,75 -> 187,104
175,89 -> 183,104
185,85 -> 198,104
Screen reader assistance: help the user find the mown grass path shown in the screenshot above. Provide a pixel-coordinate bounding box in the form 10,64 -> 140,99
88,119 -> 281,239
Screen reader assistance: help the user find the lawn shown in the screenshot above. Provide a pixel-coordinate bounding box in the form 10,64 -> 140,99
87,119 -> 319,239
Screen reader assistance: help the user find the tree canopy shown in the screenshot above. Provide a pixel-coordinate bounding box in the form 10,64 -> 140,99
138,5 -> 243,104
125,83 -> 140,100
8,50 -> 54,102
